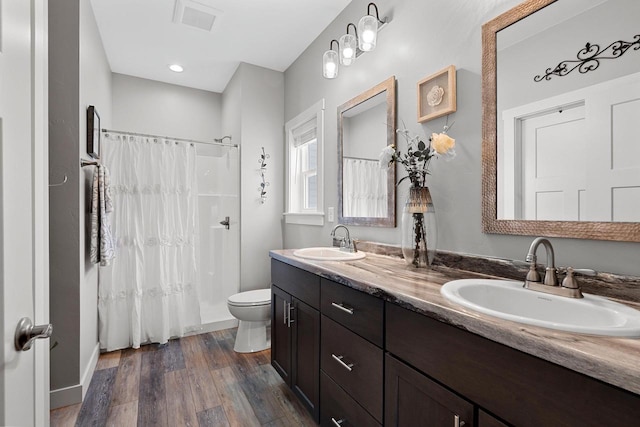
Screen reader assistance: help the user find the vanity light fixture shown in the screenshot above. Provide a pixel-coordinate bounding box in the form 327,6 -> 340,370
339,23 -> 358,66
323,40 -> 340,79
358,2 -> 385,52
169,64 -> 184,73
322,2 -> 388,79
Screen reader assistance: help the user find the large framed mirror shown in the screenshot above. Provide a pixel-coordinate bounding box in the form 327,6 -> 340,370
482,0 -> 640,242
338,76 -> 397,227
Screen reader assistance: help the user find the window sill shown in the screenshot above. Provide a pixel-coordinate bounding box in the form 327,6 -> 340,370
283,212 -> 325,226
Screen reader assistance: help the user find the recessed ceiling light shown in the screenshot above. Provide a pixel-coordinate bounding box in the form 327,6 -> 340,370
169,64 -> 184,73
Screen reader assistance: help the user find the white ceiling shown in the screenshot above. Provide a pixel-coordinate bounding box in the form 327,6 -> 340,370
90,0 -> 353,93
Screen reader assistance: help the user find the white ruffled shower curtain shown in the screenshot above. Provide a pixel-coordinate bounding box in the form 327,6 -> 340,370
343,158 -> 388,217
98,134 -> 202,351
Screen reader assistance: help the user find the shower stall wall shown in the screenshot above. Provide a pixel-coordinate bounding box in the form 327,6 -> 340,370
195,143 -> 240,331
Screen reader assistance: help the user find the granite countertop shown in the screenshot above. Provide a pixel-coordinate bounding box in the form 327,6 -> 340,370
270,249 -> 640,396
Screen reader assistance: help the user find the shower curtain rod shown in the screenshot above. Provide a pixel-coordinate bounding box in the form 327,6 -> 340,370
101,128 -> 238,148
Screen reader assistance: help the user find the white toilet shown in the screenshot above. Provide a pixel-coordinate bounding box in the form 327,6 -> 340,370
227,289 -> 272,353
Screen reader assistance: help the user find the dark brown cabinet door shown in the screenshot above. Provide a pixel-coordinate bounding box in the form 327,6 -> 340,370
271,285 -> 292,385
479,410 -> 511,427
291,297 -> 320,422
385,354 -> 475,427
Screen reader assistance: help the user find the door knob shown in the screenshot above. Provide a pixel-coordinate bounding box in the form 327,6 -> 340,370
15,317 -> 53,351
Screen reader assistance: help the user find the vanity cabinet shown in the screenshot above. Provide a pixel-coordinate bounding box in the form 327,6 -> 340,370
271,256 -> 640,426
386,302 -> 640,426
271,260 -> 320,422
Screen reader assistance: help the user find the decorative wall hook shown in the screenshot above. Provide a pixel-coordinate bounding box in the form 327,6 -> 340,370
49,174 -> 68,187
258,147 -> 270,204
534,34 -> 640,82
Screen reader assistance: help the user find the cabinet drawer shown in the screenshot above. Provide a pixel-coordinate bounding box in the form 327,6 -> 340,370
320,279 -> 384,346
271,259 -> 320,309
320,372 -> 380,427
321,315 -> 383,422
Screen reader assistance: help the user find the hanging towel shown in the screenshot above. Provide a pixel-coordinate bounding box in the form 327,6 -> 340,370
90,164 -> 115,266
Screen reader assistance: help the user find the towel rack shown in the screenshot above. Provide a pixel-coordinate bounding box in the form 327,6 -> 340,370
81,159 -> 99,167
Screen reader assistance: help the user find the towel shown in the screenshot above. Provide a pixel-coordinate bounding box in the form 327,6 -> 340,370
90,164 -> 115,266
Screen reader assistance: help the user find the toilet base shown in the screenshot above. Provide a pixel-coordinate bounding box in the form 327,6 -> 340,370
234,320 -> 270,353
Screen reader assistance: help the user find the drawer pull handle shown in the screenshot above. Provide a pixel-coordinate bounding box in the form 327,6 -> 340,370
454,415 -> 465,427
283,302 -> 288,325
331,302 -> 354,315
331,417 -> 345,426
331,354 -> 354,372
287,303 -> 295,327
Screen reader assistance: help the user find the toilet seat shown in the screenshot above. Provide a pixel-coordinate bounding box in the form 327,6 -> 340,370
227,289 -> 271,307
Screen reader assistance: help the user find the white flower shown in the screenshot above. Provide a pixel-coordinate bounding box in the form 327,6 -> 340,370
378,144 -> 395,169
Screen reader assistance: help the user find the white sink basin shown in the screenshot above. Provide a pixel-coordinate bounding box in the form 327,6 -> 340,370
441,279 -> 640,337
293,247 -> 366,261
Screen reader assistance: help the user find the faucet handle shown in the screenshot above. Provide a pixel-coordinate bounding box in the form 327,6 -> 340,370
561,267 -> 578,289
525,264 -> 541,283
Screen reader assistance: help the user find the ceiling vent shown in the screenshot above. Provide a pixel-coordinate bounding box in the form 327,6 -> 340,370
173,0 -> 222,32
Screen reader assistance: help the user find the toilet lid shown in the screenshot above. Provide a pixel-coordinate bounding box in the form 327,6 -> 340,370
228,289 -> 271,307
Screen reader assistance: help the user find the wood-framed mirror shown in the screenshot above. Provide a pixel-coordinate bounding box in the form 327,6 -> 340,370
482,0 -> 640,242
338,76 -> 397,227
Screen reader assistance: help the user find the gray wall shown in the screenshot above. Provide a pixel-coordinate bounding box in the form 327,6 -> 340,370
498,0 -> 640,112
283,0 -> 640,276
112,74 -> 222,141
223,63 -> 285,291
49,0 -> 112,401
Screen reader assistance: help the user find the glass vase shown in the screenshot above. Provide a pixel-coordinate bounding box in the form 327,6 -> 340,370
401,187 -> 437,268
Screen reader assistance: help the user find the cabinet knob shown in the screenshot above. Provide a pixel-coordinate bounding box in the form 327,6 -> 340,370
331,302 -> 354,315
331,417 -> 345,426
454,415 -> 465,427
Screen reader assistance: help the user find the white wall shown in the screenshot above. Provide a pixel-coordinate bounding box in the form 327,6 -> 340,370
49,0 -> 112,407
79,0 -> 112,396
283,0 -> 640,277
112,74 -> 222,141
222,63 -> 285,292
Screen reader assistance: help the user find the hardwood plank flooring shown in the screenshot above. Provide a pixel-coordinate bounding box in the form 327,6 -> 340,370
51,328 -> 316,427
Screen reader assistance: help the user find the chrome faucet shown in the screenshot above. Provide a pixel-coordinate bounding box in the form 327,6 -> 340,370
524,237 -> 584,298
331,224 -> 357,253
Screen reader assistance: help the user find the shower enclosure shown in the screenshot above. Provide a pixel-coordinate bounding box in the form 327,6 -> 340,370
195,142 -> 240,331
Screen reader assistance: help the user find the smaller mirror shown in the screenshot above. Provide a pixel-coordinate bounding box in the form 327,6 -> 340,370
338,76 -> 396,227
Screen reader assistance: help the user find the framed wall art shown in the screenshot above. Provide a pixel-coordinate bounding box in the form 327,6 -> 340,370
87,105 -> 101,159
417,65 -> 456,123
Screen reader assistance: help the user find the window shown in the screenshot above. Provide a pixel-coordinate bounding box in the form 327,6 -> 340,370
284,99 -> 324,225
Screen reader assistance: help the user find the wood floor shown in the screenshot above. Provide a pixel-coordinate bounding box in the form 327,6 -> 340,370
50,328 -> 316,427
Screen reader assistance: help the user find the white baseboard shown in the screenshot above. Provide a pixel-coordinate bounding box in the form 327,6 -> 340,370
50,342 -> 100,409
186,318 -> 238,336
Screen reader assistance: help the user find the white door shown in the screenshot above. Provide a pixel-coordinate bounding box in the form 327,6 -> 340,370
521,104 -> 587,220
0,0 -> 50,426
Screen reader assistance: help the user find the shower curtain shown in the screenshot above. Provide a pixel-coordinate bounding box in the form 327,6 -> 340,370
343,158 -> 388,217
98,134 -> 202,351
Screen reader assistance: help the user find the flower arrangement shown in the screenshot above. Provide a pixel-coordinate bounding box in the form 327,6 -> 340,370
379,121 -> 456,268
379,123 -> 456,187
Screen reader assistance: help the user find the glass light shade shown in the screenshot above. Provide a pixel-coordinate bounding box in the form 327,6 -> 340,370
339,33 -> 357,66
358,15 -> 378,51
323,50 -> 339,79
